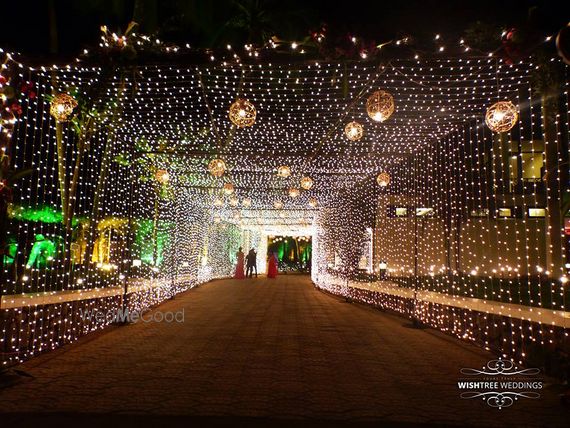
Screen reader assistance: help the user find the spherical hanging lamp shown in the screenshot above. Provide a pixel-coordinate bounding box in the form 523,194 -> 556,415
274,200 -> 284,209
485,101 -> 518,133
214,197 -> 224,207
0,108 -> 16,131
229,196 -> 239,207
300,176 -> 314,190
50,93 -> 78,122
344,121 -> 364,141
155,169 -> 170,184
208,158 -> 227,177
556,23 -> 570,65
229,98 -> 256,127
366,90 -> 394,122
376,171 -> 390,187
288,187 -> 300,198
223,182 -> 235,195
277,165 -> 291,178
214,215 -> 221,223
242,197 -> 252,207
308,197 -> 318,208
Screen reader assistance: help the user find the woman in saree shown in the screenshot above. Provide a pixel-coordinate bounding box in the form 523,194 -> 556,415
235,247 -> 245,279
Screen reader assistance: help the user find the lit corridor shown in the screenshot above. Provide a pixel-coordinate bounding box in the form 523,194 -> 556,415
0,275 -> 566,427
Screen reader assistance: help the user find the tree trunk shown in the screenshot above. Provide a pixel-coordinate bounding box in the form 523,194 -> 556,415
543,92 -> 564,278
83,131 -> 115,266
152,184 -> 159,266
64,117 -> 94,236
55,122 -> 68,220
84,77 -> 126,266
48,0 -> 58,54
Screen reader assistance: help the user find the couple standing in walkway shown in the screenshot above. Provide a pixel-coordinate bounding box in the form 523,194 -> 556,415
234,247 -> 278,279
235,247 -> 257,279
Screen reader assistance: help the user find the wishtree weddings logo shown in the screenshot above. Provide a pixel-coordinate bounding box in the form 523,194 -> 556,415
78,307 -> 185,324
457,358 -> 543,409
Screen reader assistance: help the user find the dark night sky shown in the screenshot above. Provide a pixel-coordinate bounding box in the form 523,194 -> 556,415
1,0 -> 568,57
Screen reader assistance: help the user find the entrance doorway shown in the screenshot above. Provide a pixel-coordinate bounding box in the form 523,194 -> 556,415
267,235 -> 312,273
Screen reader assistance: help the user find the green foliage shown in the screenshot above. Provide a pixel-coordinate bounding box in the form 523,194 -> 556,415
26,236 -> 58,268
113,153 -> 131,166
9,204 -> 83,226
132,218 -> 173,266
530,50 -> 565,96
463,21 -> 502,52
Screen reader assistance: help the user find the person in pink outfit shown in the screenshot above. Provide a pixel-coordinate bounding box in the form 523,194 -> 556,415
234,247 -> 245,279
267,252 -> 278,279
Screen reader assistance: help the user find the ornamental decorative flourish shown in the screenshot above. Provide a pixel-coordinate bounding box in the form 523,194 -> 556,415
460,391 -> 540,409
460,359 -> 541,376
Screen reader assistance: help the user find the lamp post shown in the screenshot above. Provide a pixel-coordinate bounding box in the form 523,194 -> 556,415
379,261 -> 387,280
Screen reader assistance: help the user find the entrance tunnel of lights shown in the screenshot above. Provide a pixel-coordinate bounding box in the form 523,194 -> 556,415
0,45 -> 569,373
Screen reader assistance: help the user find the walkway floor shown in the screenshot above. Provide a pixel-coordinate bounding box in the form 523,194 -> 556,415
0,275 -> 568,427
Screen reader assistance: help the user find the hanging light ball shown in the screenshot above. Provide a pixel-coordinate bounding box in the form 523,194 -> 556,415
214,197 -> 224,207
229,98 -> 256,127
288,187 -> 300,198
274,200 -> 284,209
300,176 -> 314,190
229,196 -> 239,207
214,215 -> 221,223
223,182 -> 235,195
242,197 -> 252,207
366,90 -> 394,122
155,169 -> 170,184
344,121 -> 364,141
50,93 -> 78,122
277,165 -> 291,178
308,197 -> 318,208
485,101 -> 518,133
377,171 -> 390,187
0,108 -> 16,132
556,23 -> 570,65
208,158 -> 227,177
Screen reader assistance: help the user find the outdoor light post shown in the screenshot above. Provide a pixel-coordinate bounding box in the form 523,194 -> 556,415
378,261 -> 387,280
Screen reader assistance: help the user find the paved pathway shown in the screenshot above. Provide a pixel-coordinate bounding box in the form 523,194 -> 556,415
0,275 -> 568,427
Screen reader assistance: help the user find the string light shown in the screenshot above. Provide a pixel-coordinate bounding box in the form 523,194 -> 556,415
376,171 -> 390,187
344,120 -> 364,141
485,100 -> 519,133
228,98 -> 256,127
223,182 -> 235,195
288,187 -> 300,198
49,93 -> 77,122
366,89 -> 395,122
0,36 -> 567,371
300,176 -> 314,190
208,158 -> 227,177
155,169 -> 170,184
277,165 -> 291,178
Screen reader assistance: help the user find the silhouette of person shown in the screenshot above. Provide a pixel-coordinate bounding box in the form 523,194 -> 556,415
246,248 -> 257,278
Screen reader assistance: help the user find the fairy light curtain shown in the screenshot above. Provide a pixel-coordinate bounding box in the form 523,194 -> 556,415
1,48 -> 568,367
